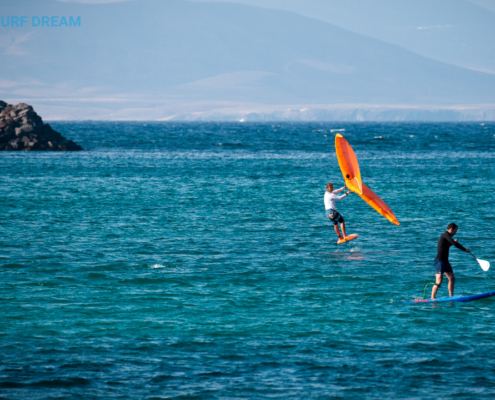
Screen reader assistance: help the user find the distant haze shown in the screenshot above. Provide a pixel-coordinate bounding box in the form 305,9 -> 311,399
1,0 -> 495,120
192,0 -> 495,74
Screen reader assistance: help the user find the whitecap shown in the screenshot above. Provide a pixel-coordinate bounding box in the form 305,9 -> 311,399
330,129 -> 345,133
150,264 -> 166,269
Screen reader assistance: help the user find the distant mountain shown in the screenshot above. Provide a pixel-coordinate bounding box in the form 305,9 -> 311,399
192,0 -> 495,74
1,0 -> 495,120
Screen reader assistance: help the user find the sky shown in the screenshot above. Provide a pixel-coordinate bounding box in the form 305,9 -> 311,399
1,0 -> 495,120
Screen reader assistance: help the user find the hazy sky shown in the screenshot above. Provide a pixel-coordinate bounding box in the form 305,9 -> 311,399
2,0 -> 495,120
58,0 -> 495,12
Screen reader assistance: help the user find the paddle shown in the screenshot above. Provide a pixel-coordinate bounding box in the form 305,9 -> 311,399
469,252 -> 490,272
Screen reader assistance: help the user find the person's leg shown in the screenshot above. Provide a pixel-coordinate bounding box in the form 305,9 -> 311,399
431,273 -> 443,299
340,221 -> 347,238
328,212 -> 342,239
445,272 -> 455,297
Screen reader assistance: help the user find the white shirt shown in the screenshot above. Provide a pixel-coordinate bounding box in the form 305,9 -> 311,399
324,187 -> 347,211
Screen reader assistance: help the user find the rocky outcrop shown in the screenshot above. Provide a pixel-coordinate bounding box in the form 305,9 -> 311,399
0,101 -> 82,151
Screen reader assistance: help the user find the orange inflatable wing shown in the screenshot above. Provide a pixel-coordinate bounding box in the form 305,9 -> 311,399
359,183 -> 400,226
335,134 -> 363,195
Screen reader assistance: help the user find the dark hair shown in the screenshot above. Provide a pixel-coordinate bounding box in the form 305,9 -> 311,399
447,223 -> 458,231
326,182 -> 334,192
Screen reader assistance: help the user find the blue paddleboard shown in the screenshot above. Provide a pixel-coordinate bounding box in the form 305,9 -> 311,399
404,291 -> 495,304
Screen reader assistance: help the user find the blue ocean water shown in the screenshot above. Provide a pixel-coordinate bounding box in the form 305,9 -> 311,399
1,122 -> 495,399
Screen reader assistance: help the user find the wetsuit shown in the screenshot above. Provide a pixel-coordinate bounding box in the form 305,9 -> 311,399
434,231 -> 467,274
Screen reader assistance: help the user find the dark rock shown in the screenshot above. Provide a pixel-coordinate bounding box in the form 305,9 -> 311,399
0,133 -> 12,143
9,138 -> 20,150
1,105 -> 12,116
15,124 -> 34,136
0,101 -> 83,152
14,103 -> 30,111
5,125 -> 14,135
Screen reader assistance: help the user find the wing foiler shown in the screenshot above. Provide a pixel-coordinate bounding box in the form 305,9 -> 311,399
335,134 -> 400,226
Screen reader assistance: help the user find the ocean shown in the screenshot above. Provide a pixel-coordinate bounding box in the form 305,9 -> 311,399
1,122 -> 495,398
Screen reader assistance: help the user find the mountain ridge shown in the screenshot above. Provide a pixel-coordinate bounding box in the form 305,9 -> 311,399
2,0 -> 495,120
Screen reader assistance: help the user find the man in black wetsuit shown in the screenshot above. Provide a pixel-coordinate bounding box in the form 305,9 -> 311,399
431,223 -> 470,299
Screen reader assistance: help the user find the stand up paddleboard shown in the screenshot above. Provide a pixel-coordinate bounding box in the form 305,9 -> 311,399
337,234 -> 358,245
404,291 -> 495,304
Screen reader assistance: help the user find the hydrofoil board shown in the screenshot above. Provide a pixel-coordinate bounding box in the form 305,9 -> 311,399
337,234 -> 358,245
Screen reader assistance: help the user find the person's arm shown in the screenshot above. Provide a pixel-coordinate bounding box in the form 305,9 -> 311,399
332,186 -> 346,194
454,239 -> 470,253
335,191 -> 352,201
445,234 -> 468,252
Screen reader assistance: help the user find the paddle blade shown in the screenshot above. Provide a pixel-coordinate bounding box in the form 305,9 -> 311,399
478,259 -> 490,272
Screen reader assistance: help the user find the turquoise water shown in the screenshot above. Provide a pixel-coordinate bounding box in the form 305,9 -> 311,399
1,122 -> 495,398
